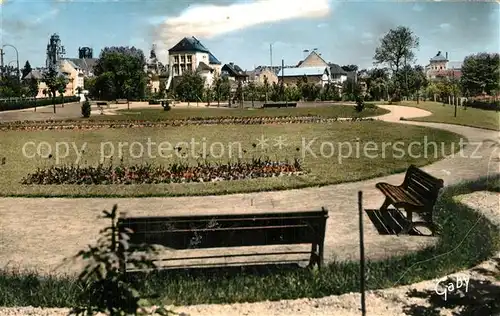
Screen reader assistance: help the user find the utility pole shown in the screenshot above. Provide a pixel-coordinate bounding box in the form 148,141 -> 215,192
281,59 -> 285,101
270,43 -> 273,70
0,48 -> 4,78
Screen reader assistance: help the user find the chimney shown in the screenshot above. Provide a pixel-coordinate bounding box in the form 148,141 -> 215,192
446,52 -> 448,60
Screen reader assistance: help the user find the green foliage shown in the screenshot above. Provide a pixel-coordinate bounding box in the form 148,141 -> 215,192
27,78 -> 39,98
341,65 -> 358,72
374,26 -> 419,99
42,67 -> 61,98
355,95 -> 365,112
296,76 -> 321,101
461,53 -> 500,96
319,84 -> 340,101
93,46 -> 148,100
21,61 -> 32,79
81,100 -> 91,118
235,80 -> 243,105
0,71 -> 22,97
68,205 -> 174,316
174,71 -> 205,102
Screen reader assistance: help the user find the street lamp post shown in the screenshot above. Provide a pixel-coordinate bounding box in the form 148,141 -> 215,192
1,44 -> 20,81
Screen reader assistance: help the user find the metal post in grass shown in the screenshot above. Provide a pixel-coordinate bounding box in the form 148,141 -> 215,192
358,191 -> 366,316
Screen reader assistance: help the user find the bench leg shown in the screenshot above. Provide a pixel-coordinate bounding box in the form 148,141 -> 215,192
318,241 -> 324,269
307,243 -> 319,268
379,197 -> 392,211
399,210 -> 414,235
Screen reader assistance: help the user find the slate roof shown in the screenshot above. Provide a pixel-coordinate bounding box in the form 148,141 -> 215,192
279,66 -> 329,77
23,69 -> 44,80
328,63 -> 347,75
169,37 -> 221,65
169,37 -> 209,53
197,62 -> 213,72
64,58 -> 98,73
23,68 -> 69,80
222,63 -> 247,77
209,52 -> 221,65
430,51 -> 448,62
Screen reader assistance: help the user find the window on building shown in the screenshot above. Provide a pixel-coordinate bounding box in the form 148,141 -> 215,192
186,63 -> 192,71
180,56 -> 185,63
187,55 -> 192,63
440,66 -> 443,70
174,65 -> 179,75
174,56 -> 179,64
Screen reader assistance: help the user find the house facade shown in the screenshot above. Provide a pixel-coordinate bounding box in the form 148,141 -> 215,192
279,67 -> 331,87
58,59 -> 85,96
167,37 -> 222,88
247,67 -> 279,85
276,51 -> 345,87
221,63 -> 248,82
425,51 -> 462,80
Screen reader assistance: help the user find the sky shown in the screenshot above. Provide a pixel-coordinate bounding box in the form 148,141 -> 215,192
0,0 -> 498,71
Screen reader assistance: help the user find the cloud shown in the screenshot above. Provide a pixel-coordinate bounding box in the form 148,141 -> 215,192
33,8 -> 59,24
412,4 -> 424,12
152,0 -> 331,62
439,23 -> 451,30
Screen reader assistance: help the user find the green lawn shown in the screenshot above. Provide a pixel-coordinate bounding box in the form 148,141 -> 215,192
0,120 -> 462,197
402,101 -> 500,131
1,176 -> 498,309
87,104 -> 389,121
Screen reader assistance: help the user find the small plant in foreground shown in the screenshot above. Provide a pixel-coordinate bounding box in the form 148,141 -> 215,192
82,101 -> 91,118
355,96 -> 365,112
68,204 -> 175,316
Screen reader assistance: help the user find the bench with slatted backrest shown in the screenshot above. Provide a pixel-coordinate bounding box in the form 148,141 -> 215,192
117,208 -> 329,272
375,165 -> 444,235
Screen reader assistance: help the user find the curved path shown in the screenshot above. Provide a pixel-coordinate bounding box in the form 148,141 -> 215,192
0,105 -> 498,276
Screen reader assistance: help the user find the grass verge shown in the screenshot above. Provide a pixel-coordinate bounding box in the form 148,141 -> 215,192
401,101 -> 500,131
0,121 -> 462,197
0,175 -> 498,307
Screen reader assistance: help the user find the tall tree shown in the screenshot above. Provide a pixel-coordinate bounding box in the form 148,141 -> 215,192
174,70 -> 204,103
21,61 -> 32,79
93,46 -> 148,100
461,53 -> 500,96
213,74 -> 222,106
42,67 -> 60,113
374,26 -> 420,100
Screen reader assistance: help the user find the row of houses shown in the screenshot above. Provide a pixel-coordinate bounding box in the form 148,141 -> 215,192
22,34 -> 463,99
165,36 -> 353,91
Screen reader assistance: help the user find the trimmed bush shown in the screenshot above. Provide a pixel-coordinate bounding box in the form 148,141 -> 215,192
0,96 -> 79,112
355,96 -> 365,112
81,101 -> 91,118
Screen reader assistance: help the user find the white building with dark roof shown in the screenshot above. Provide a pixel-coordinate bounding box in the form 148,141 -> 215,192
167,37 -> 222,88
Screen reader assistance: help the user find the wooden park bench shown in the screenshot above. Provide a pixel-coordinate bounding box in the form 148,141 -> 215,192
375,165 -> 444,235
117,208 -> 329,272
116,99 -> 128,104
96,101 -> 108,115
263,102 -> 297,108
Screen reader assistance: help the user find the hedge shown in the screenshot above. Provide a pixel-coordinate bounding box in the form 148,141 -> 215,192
464,99 -> 499,111
0,96 -> 80,112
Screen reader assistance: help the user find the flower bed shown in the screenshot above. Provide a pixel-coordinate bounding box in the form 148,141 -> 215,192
21,158 -> 304,185
0,116 -> 375,131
